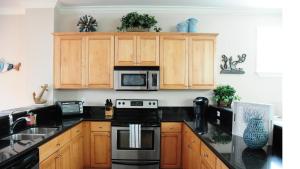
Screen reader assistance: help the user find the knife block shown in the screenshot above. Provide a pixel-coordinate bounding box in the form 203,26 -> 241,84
105,106 -> 113,119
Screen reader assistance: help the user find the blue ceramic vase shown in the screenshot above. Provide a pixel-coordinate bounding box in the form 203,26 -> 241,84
187,18 -> 198,32
243,118 -> 268,149
176,21 -> 188,32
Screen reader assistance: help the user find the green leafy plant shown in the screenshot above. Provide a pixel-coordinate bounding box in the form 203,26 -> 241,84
117,12 -> 158,32
213,85 -> 240,107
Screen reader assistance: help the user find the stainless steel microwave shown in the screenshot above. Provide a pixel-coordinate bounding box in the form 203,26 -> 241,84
114,66 -> 159,91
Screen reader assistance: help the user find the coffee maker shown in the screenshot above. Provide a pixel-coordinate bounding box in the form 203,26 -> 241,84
193,97 -> 209,134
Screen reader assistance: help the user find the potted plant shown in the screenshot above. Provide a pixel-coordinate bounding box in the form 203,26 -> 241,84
213,85 -> 240,107
117,12 -> 158,32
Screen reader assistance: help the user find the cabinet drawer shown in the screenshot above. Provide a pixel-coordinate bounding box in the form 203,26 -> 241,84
71,123 -> 83,138
161,122 -> 182,133
90,122 -> 111,132
39,130 -> 71,162
201,142 -> 216,169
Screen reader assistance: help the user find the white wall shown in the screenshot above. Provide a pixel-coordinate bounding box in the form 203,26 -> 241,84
0,8 -> 54,111
54,7 -> 282,116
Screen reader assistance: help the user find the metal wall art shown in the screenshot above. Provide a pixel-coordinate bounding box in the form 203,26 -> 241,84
77,15 -> 98,32
220,54 -> 246,74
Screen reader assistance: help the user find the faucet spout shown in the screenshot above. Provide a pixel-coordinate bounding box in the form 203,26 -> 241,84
10,117 -> 31,134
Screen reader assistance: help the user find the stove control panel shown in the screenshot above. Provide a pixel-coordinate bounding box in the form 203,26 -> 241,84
116,99 -> 158,109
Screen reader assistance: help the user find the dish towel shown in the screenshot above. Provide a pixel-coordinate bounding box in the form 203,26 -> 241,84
129,124 -> 141,148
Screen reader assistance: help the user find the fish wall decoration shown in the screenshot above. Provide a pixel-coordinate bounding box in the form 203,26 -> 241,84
0,58 -> 21,73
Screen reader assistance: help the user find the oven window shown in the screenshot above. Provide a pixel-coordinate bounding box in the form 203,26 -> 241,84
121,74 -> 146,86
117,130 -> 154,150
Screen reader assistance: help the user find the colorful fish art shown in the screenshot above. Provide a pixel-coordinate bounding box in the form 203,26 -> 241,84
0,58 -> 21,73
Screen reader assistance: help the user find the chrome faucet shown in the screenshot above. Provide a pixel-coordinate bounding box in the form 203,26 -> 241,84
9,110 -> 31,134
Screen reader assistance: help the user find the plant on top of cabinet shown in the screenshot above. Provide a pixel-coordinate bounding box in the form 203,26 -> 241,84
77,15 -> 98,32
213,85 -> 240,108
117,12 -> 158,32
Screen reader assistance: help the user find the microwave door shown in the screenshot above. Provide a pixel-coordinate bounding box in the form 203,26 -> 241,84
148,71 -> 159,90
116,71 -> 148,90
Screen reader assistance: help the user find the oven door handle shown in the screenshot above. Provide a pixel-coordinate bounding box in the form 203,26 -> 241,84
112,160 -> 160,166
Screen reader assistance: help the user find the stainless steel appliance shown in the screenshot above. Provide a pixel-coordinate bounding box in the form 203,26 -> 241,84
193,97 -> 209,134
56,101 -> 83,116
112,99 -> 160,169
0,148 -> 39,169
114,66 -> 159,91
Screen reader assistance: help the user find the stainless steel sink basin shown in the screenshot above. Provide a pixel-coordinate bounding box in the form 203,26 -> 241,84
19,127 -> 59,135
1,134 -> 46,140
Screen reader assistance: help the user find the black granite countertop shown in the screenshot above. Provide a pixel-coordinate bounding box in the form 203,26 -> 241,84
0,106 -> 282,169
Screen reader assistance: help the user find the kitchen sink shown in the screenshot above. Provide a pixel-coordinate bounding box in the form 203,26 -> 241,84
19,127 -> 59,135
1,134 -> 47,140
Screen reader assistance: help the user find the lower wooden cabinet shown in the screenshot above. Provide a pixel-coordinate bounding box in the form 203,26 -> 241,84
40,143 -> 71,169
39,151 -> 59,169
60,143 -> 72,169
161,122 -> 182,169
216,158 -> 229,169
90,122 -> 111,168
71,135 -> 83,169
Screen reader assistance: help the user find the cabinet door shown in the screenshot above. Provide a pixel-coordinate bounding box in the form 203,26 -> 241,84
71,135 -> 84,169
201,142 -> 217,169
60,143 -> 72,169
189,36 -> 215,89
40,152 -> 59,169
182,125 -> 191,169
160,35 -> 188,89
216,158 -> 229,169
54,36 -> 85,88
137,35 -> 159,66
91,132 -> 111,168
161,132 -> 182,168
191,138 -> 201,169
115,35 -> 137,65
86,36 -> 114,88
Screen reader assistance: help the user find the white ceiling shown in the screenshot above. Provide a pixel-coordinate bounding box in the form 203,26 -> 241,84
0,0 -> 283,9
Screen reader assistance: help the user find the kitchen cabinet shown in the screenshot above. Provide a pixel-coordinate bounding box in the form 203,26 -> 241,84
71,123 -> 84,169
161,122 -> 182,168
86,35 -> 114,88
115,33 -> 159,66
189,35 -> 216,89
54,35 -> 85,88
160,35 -> 189,89
83,122 -> 91,168
60,143 -> 72,169
54,33 -> 114,89
216,158 -> 229,169
90,122 -> 111,168
201,137 -> 217,169
39,151 -> 59,169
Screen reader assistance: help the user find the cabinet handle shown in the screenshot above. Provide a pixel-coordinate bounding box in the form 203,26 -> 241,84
99,127 -> 103,129
76,130 -> 79,133
56,143 -> 60,147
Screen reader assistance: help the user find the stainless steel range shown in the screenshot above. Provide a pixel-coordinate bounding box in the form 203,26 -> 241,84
112,99 -> 160,169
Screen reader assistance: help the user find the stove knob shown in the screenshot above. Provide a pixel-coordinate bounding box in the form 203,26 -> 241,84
153,102 -> 156,105
118,102 -> 121,105
122,102 -> 125,105
149,102 -> 152,105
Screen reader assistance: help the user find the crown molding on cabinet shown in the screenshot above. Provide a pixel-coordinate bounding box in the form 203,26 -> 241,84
56,5 -> 282,15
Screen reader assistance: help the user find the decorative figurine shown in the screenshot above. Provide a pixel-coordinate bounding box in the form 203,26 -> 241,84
220,54 -> 247,74
0,58 -> 21,73
77,15 -> 98,32
33,84 -> 48,104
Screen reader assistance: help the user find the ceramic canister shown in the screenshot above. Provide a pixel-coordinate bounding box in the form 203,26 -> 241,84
243,118 -> 268,149
176,21 -> 189,32
187,18 -> 199,32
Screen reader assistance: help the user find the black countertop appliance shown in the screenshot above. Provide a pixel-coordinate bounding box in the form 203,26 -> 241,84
193,97 -> 208,134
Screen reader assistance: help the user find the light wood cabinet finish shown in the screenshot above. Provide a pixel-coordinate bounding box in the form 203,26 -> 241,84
90,131 -> 111,168
71,135 -> 84,169
40,151 -> 59,169
216,158 -> 229,169
83,122 -> 91,168
201,138 -> 217,169
90,122 -> 111,132
189,35 -> 216,89
137,35 -> 159,66
115,35 -> 137,65
54,35 -> 85,88
161,122 -> 182,133
161,132 -> 182,168
60,143 -> 72,169
160,35 -> 189,89
86,35 -> 114,88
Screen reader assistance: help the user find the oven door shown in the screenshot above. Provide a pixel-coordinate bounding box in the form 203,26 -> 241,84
112,126 -> 160,160
114,71 -> 148,90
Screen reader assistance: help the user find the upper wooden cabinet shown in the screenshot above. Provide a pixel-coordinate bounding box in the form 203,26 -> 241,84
54,33 -> 114,89
54,35 -> 85,88
160,35 -> 189,89
189,35 -> 216,89
86,36 -> 114,88
115,33 -> 159,66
